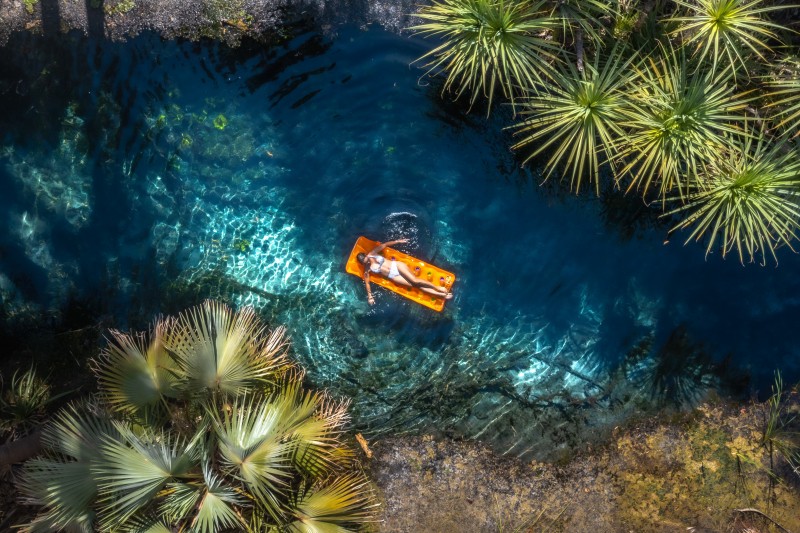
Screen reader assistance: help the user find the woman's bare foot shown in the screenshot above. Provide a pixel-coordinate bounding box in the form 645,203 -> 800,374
444,292 -> 453,300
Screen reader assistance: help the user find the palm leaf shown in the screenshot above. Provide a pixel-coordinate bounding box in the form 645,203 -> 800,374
285,473 -> 378,533
549,0 -> 617,49
765,59 -> 800,136
511,43 -> 637,194
271,375 -> 353,478
163,300 -> 290,398
412,0 -> 560,114
18,404 -> 118,533
618,44 -> 749,202
92,326 -> 180,417
668,0 -> 790,75
18,459 -> 97,533
665,126 -> 800,264
159,462 -> 245,533
213,395 -> 297,521
94,422 -> 199,528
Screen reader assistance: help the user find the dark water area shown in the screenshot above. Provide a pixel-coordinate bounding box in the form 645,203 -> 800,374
1,24 -> 799,459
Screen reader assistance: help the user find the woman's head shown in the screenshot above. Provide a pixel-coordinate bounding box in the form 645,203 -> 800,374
357,253 -> 367,265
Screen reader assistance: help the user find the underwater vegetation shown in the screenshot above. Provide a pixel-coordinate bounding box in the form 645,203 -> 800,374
414,0 -> 800,265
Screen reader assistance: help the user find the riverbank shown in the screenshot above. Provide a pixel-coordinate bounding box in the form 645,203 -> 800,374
367,399 -> 800,532
0,0 -> 417,45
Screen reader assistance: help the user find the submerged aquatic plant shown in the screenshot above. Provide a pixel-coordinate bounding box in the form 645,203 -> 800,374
213,113 -> 229,130
664,126 -> 800,264
511,44 -> 637,194
19,301 -> 378,533
668,0 -> 788,74
412,0 -> 559,114
618,45 -> 748,202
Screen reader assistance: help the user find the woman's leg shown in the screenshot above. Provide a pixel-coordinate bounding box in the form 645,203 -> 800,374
396,262 -> 452,298
391,274 -> 452,298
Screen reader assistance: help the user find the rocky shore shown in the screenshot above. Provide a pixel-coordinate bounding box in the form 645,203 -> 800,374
367,400 -> 800,533
0,0 -> 419,45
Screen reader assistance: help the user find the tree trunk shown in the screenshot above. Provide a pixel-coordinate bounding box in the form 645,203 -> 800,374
0,428 -> 42,466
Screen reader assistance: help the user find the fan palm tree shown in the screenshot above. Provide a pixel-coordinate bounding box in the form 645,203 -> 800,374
664,126 -> 800,264
411,0 -> 560,114
617,45 -> 749,202
18,301 -> 377,533
510,43 -> 637,194
668,0 -> 789,75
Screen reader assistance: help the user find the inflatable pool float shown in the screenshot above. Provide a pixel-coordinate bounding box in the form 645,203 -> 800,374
345,236 -> 455,312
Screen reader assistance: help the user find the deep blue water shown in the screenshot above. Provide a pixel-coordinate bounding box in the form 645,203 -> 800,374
2,25 -> 799,457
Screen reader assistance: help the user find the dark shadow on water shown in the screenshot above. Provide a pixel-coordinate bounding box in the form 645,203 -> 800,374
623,324 -> 751,407
599,184 -> 673,242
40,0 -> 61,36
85,0 -> 105,39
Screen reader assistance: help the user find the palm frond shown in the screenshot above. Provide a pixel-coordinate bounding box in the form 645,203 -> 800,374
163,300 -> 291,398
668,0 -> 789,75
213,395 -> 297,521
18,459 -> 97,533
159,463 -> 245,533
511,43 -> 637,194
765,59 -> 800,136
92,326 -> 180,417
550,0 -> 617,48
285,473 -> 378,533
119,515 -> 173,533
412,0 -> 560,114
41,402 -> 118,461
619,45 -> 749,202
271,375 -> 353,478
94,422 -> 199,528
665,126 -> 800,264
17,404 -> 118,532
0,365 -> 51,429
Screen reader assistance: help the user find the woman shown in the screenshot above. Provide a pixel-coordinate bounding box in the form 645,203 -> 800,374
357,238 -> 453,306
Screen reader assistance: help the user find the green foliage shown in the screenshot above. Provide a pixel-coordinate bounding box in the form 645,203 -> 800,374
213,113 -> 228,130
24,0 -> 38,14
0,366 -> 51,432
664,126 -> 800,264
19,301 -> 378,533
762,371 -> 800,477
104,0 -> 135,15
511,44 -> 637,194
412,0 -> 560,114
549,0 -> 617,49
413,0 -> 800,263
233,238 -> 251,252
618,45 -> 748,202
668,0 -> 789,75
766,58 -> 800,136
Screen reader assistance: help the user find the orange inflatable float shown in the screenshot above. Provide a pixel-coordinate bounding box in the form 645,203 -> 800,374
345,236 -> 456,312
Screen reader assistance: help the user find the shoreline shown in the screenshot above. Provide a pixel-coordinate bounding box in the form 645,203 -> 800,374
368,399 -> 800,532
0,0 -> 419,46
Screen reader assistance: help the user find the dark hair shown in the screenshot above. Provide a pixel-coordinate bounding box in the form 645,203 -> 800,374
357,253 -> 367,264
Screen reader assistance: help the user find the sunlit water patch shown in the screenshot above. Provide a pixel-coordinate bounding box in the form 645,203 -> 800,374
1,25 -> 799,459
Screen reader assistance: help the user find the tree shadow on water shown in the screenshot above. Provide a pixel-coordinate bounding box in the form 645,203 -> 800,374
625,324 -> 749,407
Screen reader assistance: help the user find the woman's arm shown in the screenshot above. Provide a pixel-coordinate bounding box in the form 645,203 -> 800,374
367,238 -> 408,256
364,271 -> 375,305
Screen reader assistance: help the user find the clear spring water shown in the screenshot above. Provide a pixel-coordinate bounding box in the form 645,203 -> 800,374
2,24 -> 799,459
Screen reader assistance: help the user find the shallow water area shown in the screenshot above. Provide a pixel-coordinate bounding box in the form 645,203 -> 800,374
2,25 -> 800,459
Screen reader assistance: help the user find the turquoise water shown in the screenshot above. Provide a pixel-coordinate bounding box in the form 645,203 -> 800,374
2,25 -> 799,458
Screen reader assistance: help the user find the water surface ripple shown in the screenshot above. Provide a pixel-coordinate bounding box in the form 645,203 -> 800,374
1,27 -> 798,459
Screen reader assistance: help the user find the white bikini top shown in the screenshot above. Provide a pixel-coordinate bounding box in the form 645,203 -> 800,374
368,255 -> 384,273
